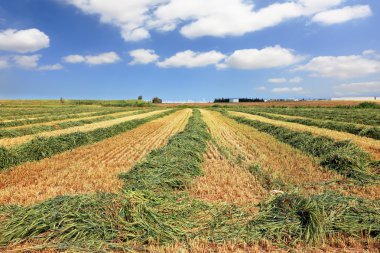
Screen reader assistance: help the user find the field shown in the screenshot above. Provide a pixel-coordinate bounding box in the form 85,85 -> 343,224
0,101 -> 379,252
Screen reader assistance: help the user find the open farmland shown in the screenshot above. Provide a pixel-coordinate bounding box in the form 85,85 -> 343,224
0,101 -> 379,252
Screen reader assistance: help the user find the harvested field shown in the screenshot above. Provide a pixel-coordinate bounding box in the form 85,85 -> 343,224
0,110 -> 166,147
0,109 -> 190,205
230,111 -> 380,159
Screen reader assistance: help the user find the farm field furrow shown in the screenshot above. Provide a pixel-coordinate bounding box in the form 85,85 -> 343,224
230,111 -> 380,159
0,109 -> 166,147
0,109 -> 191,205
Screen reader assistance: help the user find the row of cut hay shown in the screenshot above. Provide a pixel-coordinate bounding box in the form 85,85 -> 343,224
0,106 -> 110,121
0,109 -> 153,139
236,107 -> 380,126
224,111 -> 379,184
0,108 -> 127,128
120,109 -> 211,192
243,111 -> 380,140
0,110 -> 175,171
0,109 -> 379,252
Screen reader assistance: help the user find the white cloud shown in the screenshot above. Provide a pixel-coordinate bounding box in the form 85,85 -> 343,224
0,29 -> 49,53
334,81 -> 380,96
268,76 -> 303,83
63,52 -> 121,65
157,50 -> 226,68
268,78 -> 287,84
66,0 -> 362,41
12,55 -> 41,69
297,54 -> 380,79
63,55 -> 85,63
38,64 -> 64,71
312,5 -> 372,25
362,50 -> 376,56
129,49 -> 159,65
221,45 -> 303,70
272,87 -> 304,93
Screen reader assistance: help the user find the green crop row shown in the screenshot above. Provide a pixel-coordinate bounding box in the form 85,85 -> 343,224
224,111 -> 378,184
239,111 -> 380,140
235,107 -> 380,126
0,108 -> 128,128
0,110 -> 175,171
120,109 -> 210,192
0,109 -> 154,139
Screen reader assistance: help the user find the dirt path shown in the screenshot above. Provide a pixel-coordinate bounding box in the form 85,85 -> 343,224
0,109 -> 191,205
0,110 -> 166,147
231,111 -> 380,160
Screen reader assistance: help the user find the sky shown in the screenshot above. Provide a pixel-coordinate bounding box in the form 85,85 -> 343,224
0,0 -> 379,102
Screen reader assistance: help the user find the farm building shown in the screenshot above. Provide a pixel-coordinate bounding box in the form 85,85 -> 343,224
332,97 -> 377,101
229,98 -> 239,103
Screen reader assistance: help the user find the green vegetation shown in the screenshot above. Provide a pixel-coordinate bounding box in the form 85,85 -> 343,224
224,111 -> 379,184
242,111 -> 380,140
0,109 -> 154,139
0,109 -> 379,252
0,110 -> 175,171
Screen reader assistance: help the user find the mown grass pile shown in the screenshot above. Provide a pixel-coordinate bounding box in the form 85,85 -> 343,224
0,110 -> 175,171
0,109 -> 153,139
224,111 -> 379,184
120,109 -> 210,192
247,111 -> 380,140
0,109 -> 379,251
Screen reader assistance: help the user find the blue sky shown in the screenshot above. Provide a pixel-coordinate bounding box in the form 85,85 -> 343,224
0,0 -> 379,101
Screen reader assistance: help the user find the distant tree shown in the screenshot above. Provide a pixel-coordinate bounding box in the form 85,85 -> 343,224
152,97 -> 163,104
138,95 -> 143,100
60,97 -> 65,104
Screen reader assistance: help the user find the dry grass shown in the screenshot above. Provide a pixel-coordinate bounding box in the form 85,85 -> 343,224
0,109 -> 191,205
189,143 -> 265,209
200,110 -> 341,191
2,110 -> 134,130
231,111 -> 380,160
0,110 -> 167,147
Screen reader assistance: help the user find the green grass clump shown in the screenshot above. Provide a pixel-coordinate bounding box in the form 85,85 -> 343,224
225,111 -> 378,184
0,110 -> 175,171
120,109 -> 210,192
244,111 -> 380,140
250,191 -> 380,244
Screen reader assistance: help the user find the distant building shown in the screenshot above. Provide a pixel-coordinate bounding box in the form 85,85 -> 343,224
229,98 -> 239,103
331,97 -> 377,101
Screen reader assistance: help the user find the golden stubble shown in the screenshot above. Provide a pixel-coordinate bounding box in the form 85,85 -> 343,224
0,109 -> 191,205
231,111 -> 380,160
0,110 -> 167,147
190,143 -> 265,209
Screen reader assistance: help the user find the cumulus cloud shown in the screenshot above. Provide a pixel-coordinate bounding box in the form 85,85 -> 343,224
220,45 -> 303,70
272,87 -> 304,93
129,49 -> 159,65
0,29 -> 49,53
63,52 -> 121,65
0,58 -> 9,69
334,81 -> 380,96
66,0 -> 365,41
296,54 -> 380,79
256,86 -> 267,91
157,50 -> 226,68
312,5 -> 372,25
